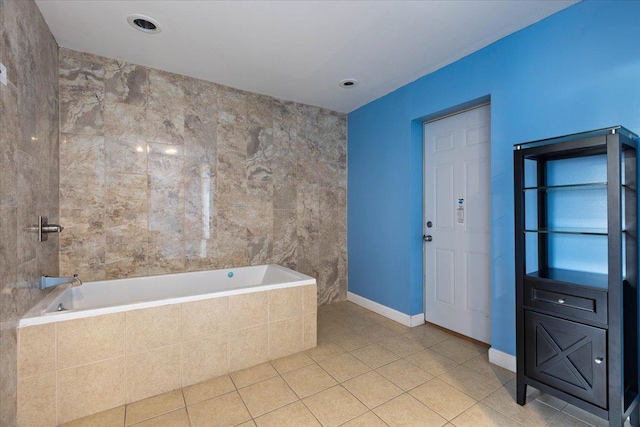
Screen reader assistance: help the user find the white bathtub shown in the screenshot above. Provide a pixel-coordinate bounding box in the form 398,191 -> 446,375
17,264 -> 317,424
20,264 -> 316,326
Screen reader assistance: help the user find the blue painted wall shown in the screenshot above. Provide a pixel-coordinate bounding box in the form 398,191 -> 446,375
347,0 -> 640,355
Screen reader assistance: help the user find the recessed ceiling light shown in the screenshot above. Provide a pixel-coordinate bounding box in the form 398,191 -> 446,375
339,79 -> 359,88
127,14 -> 162,34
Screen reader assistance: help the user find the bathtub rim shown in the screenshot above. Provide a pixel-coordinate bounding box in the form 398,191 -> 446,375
19,264 -> 316,328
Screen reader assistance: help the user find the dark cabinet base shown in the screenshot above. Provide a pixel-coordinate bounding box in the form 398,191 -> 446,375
525,311 -> 607,408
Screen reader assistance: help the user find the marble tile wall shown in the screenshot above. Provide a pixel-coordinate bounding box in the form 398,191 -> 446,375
0,1 -> 60,425
58,48 -> 347,306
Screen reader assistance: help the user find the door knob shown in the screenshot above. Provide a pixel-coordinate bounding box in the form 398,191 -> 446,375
594,357 -> 603,365
423,235 -> 433,242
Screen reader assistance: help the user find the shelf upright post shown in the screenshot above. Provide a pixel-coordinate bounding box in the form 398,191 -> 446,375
514,145 -> 527,405
607,133 -> 624,426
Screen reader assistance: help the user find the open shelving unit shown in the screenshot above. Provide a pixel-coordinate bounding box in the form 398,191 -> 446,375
514,126 -> 640,426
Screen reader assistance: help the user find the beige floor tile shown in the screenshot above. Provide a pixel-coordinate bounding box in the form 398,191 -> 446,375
502,382 -> 567,411
59,406 -> 125,427
562,404 -> 609,427
373,394 -> 447,427
125,389 -> 184,425
318,353 -> 371,382
336,313 -> 377,329
445,335 -> 488,353
438,365 -> 503,400
377,335 -> 426,357
303,385 -> 368,427
282,363 -> 338,398
188,391 -> 251,427
430,339 -> 482,364
355,325 -> 399,343
237,421 -> 257,427
130,409 -> 189,427
182,375 -> 236,406
254,401 -> 322,427
340,411 -> 389,427
422,325 -> 460,339
231,362 -> 279,389
342,371 -> 403,409
238,376 -> 298,418
318,320 -> 353,338
361,312 -> 390,325
271,352 -> 315,374
409,379 -> 475,420
375,318 -> 411,335
376,359 -> 434,391
404,349 -> 458,376
545,412 -> 593,427
402,329 -> 450,348
451,403 -> 524,427
462,355 -> 515,385
305,342 -> 345,362
351,344 -> 399,369
329,330 -> 371,351
480,386 -> 558,427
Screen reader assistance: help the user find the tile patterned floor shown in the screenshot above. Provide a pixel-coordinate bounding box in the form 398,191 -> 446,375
61,301 -> 622,427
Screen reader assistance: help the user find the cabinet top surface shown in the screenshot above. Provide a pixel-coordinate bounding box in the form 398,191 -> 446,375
514,126 -> 637,150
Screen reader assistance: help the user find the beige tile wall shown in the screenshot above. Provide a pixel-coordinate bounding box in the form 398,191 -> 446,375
58,48 -> 347,306
16,284 -> 316,425
0,1 -> 60,425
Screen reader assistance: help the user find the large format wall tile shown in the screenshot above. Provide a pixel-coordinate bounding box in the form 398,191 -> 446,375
58,48 -> 346,307
0,1 -> 59,425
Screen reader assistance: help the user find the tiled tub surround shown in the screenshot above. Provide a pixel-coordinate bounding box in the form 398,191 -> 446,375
0,0 -> 60,424
16,267 -> 317,426
58,48 -> 347,305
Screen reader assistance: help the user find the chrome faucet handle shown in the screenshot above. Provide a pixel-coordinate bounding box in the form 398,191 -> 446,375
38,216 -> 64,241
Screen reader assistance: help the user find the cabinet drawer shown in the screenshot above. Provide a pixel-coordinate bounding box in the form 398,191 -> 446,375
525,311 -> 607,408
524,279 -> 607,325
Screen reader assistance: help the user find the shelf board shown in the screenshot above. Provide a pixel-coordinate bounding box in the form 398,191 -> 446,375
524,227 -> 608,236
525,268 -> 608,289
523,182 -> 607,192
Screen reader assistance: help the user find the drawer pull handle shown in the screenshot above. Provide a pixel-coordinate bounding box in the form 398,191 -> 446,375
595,357 -> 603,365
557,298 -> 566,304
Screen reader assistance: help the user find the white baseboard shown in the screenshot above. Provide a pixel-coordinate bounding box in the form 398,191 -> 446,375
488,347 -> 516,372
347,292 -> 424,327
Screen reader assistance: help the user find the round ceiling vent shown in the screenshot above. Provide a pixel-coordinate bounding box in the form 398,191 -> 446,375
127,14 -> 162,34
339,79 -> 359,88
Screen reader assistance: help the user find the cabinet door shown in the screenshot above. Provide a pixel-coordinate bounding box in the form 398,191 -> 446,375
525,311 -> 607,408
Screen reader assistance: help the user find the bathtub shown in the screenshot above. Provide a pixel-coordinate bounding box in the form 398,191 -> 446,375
21,264 -> 316,326
17,264 -> 317,425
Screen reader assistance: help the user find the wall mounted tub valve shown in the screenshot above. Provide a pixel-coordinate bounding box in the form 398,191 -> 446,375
38,216 -> 64,241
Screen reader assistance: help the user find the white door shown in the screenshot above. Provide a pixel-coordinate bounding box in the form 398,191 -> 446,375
423,105 -> 491,343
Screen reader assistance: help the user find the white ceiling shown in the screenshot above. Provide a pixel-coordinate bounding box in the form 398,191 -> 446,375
36,0 -> 578,113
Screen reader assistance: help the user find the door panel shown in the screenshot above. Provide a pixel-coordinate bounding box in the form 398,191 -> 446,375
525,311 -> 607,408
465,251 -> 490,315
435,165 -> 455,230
424,105 -> 491,343
435,249 -> 456,305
